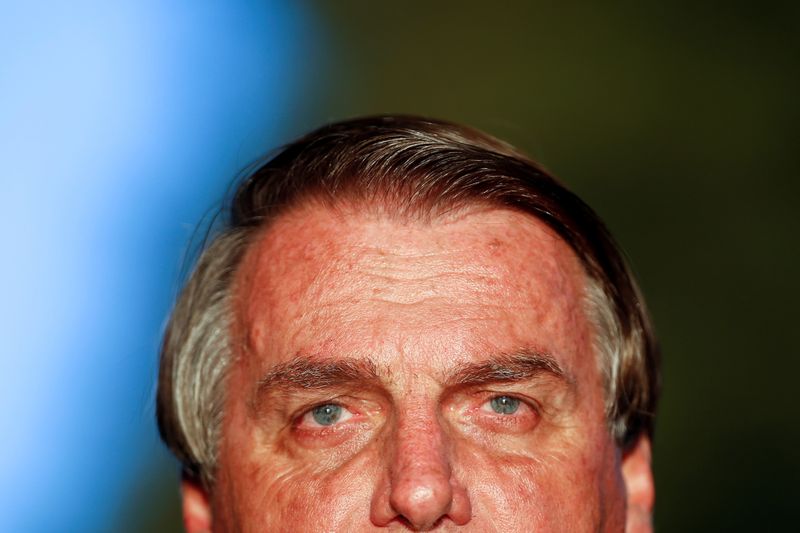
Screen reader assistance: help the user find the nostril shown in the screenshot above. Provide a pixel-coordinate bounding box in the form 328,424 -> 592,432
393,515 -> 447,531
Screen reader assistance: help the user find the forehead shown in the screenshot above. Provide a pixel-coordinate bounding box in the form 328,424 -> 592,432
232,203 -> 593,378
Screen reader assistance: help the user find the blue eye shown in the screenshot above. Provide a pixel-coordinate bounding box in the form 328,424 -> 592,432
311,404 -> 343,426
489,396 -> 520,415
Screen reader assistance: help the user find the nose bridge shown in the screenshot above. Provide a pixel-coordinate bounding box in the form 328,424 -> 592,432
392,401 -> 450,475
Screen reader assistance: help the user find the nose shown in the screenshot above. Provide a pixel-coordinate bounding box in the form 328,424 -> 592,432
370,409 -> 471,530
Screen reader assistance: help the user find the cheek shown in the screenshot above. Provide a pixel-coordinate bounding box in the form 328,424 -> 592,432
216,436 -> 380,532
454,439 -> 617,530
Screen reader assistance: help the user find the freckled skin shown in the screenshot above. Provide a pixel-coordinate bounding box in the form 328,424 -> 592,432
211,205 -> 638,532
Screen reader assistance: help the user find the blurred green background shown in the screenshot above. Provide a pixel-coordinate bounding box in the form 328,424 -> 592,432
121,2 -> 800,531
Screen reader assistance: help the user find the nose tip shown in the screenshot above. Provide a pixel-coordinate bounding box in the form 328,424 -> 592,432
389,470 -> 454,530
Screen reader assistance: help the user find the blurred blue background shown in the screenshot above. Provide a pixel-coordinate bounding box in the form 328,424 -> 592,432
0,1 -> 316,530
1,1 -> 798,531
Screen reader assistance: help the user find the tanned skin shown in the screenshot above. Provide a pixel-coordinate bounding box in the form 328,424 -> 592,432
182,204 -> 654,532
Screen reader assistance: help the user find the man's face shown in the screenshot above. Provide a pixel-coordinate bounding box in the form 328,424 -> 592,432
186,204 -> 653,532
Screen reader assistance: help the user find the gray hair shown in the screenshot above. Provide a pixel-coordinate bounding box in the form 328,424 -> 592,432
157,115 -> 659,488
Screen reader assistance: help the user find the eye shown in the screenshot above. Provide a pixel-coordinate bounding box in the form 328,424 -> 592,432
487,395 -> 520,415
299,403 -> 354,428
470,393 -> 539,433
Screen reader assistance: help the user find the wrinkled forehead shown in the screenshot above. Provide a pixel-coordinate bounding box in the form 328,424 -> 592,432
231,201 -> 591,368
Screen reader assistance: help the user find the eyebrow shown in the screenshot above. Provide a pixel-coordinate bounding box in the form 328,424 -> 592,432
255,355 -> 382,396
444,349 -> 574,388
255,348 -> 572,400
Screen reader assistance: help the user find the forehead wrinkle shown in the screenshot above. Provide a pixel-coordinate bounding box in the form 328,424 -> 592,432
295,254 -> 511,319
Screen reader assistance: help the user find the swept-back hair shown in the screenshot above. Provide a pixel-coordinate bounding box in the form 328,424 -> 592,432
157,115 -> 660,488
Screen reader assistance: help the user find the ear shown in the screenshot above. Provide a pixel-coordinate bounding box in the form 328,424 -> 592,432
621,435 -> 655,533
181,475 -> 212,533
